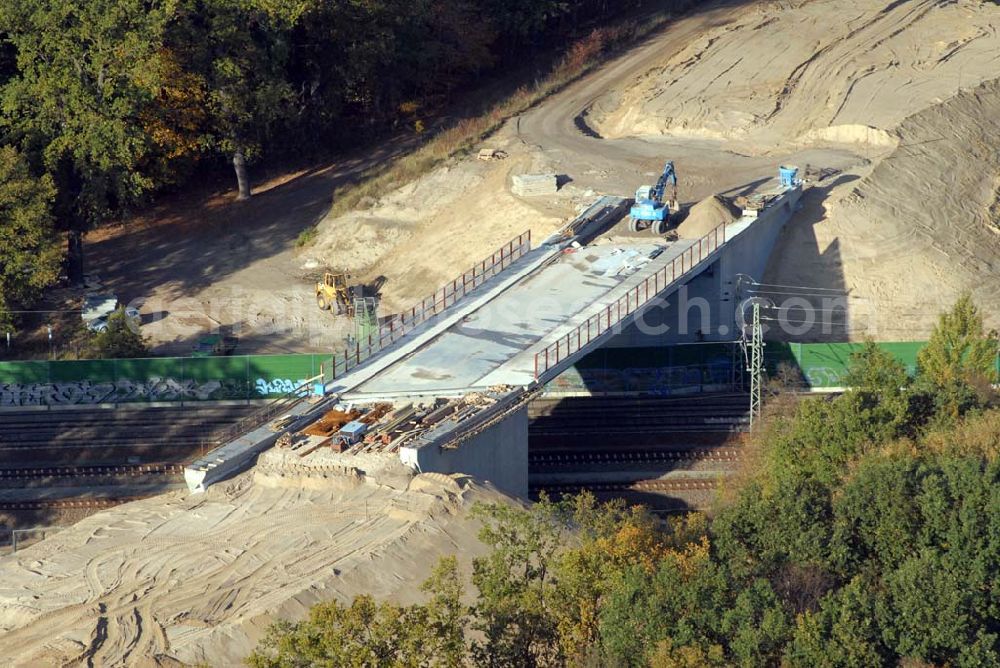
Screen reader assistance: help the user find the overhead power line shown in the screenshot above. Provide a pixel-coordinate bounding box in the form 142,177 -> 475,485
746,280 -> 848,292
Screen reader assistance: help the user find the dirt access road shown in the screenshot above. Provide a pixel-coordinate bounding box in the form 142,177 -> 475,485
89,0 -> 1000,354
515,1 -> 861,201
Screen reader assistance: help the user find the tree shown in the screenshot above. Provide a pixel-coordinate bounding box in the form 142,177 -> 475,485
0,145 -> 60,331
823,454 -> 1000,663
784,577 -> 889,667
419,556 -> 468,667
841,340 -> 916,439
597,540 -> 726,667
752,343 -> 921,491
918,294 -> 999,385
247,594 -> 423,668
247,557 -> 469,667
710,474 -> 836,610
469,499 -> 567,667
170,0 -> 298,200
550,494 -> 683,664
719,578 -> 791,667
0,0 -> 173,230
93,309 -> 149,358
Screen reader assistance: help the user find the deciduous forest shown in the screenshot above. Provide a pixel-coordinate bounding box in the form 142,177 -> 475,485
0,0 -> 698,325
249,298 -> 999,667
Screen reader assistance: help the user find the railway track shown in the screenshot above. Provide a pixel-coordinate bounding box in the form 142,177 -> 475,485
529,447 -> 742,466
0,464 -> 184,480
0,406 -> 253,438
0,404 -> 256,468
530,392 -> 749,415
0,497 -> 139,511
529,393 -> 751,442
531,477 -> 722,495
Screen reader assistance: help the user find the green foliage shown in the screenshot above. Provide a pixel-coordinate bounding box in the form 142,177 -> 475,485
918,293 -> 999,385
711,475 -> 834,581
598,547 -> 728,666
245,302 -> 1000,667
0,0 -> 679,228
916,294 -> 999,419
247,557 -> 467,667
831,455 -> 1000,664
247,595 -> 424,667
469,499 -> 568,667
419,556 -> 468,667
295,225 -> 317,248
0,145 -> 60,330
92,309 -> 149,358
172,0 -> 296,160
784,577 -> 888,667
0,0 -> 172,228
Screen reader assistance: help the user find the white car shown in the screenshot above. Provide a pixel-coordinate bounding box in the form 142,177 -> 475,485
87,307 -> 141,333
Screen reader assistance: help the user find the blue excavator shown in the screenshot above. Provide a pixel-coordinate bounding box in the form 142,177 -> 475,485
628,161 -> 679,235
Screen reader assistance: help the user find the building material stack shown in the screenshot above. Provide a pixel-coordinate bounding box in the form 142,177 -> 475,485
511,173 -> 558,197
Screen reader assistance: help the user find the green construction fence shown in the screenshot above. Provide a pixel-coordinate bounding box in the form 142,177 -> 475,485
0,353 -> 336,405
0,343 -> 997,405
546,340 -> 998,395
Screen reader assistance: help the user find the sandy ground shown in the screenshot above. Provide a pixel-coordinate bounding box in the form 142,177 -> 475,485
765,80 -> 1000,339
582,0 -> 1000,338
0,457 -> 508,666
592,0 -> 1000,149
306,143 -> 581,314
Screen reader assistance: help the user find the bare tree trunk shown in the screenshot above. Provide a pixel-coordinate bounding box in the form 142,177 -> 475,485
233,149 -> 251,200
67,230 -> 85,284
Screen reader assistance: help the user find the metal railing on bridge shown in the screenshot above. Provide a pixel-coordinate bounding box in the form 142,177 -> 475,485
533,223 -> 726,378
332,230 -> 532,378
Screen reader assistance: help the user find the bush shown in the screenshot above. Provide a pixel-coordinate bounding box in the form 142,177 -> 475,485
295,225 -> 318,247
93,309 -> 149,358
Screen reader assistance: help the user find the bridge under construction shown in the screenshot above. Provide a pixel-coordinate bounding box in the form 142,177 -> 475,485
184,168 -> 802,496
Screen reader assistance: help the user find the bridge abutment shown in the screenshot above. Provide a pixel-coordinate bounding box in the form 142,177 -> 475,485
400,404 -> 528,498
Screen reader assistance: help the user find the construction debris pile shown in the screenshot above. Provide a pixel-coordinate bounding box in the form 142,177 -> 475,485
273,386 -> 516,460
588,246 -> 660,277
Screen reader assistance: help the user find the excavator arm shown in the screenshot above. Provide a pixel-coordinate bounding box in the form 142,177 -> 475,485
651,161 -> 677,203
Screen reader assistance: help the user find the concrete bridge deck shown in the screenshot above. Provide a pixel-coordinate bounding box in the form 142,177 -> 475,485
331,183 -> 789,400
343,241 -> 695,398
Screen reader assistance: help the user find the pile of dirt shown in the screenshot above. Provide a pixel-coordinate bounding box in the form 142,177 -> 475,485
765,78 -> 1000,338
676,194 -> 741,239
308,140 -> 569,314
591,0 -> 1000,150
0,468 -> 510,666
580,0 -> 1000,338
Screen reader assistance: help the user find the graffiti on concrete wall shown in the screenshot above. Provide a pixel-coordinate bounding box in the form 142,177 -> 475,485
802,366 -> 844,388
254,378 -> 308,396
0,374 -> 320,406
0,378 -> 227,406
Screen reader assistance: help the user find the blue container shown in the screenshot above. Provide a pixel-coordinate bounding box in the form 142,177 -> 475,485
338,420 -> 369,444
779,165 -> 799,187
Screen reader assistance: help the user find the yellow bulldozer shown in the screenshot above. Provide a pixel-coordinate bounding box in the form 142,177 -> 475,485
316,272 -> 356,315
